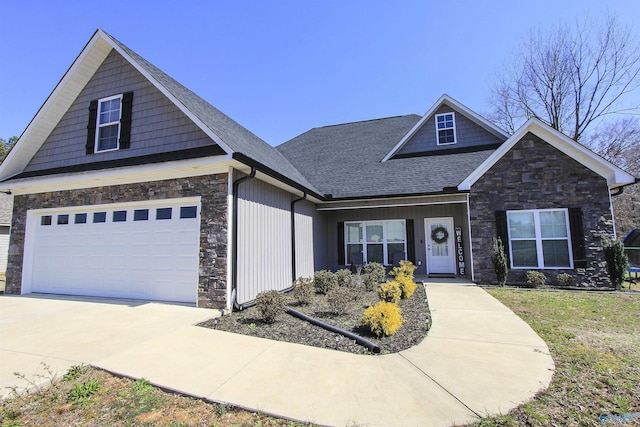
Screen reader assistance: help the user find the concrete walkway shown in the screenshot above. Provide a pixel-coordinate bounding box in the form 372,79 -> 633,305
0,282 -> 554,426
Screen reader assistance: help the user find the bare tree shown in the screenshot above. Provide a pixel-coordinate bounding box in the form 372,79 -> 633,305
489,15 -> 640,141
585,118 -> 640,238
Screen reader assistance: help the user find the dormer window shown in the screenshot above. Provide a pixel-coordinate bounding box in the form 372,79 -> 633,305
86,92 -> 133,155
96,95 -> 122,152
436,112 -> 456,145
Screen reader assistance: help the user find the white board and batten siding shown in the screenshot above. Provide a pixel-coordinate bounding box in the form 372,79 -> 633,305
22,197 -> 201,304
236,178 -> 315,305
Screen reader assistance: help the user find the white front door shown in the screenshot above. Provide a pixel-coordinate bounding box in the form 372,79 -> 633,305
425,218 -> 455,275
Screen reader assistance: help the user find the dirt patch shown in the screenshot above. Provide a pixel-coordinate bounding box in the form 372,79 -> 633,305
199,283 -> 431,355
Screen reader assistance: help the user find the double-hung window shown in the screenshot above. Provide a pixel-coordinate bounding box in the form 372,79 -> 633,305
345,220 -> 406,265
435,112 -> 456,145
507,209 -> 573,269
95,94 -> 122,152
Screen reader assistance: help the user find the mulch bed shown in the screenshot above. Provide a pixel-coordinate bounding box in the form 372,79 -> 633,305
199,283 -> 431,355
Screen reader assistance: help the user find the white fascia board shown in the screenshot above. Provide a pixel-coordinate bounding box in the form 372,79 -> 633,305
458,118 -> 637,191
381,94 -> 509,162
101,30 -> 234,156
0,32 -> 112,181
0,155 -> 233,196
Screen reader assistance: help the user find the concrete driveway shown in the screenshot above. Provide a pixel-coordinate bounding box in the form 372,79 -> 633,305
0,283 -> 555,427
0,294 -> 218,395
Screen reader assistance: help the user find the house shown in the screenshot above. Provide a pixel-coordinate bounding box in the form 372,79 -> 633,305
0,30 -> 635,309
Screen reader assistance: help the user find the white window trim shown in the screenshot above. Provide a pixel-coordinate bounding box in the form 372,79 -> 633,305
345,219 -> 407,265
95,94 -> 123,153
435,112 -> 456,145
506,208 -> 574,269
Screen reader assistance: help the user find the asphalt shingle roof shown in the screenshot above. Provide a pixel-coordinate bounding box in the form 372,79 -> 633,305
106,32 -> 320,195
277,115 -> 497,199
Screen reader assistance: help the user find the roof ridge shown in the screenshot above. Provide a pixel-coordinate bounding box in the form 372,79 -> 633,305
313,114 -> 420,130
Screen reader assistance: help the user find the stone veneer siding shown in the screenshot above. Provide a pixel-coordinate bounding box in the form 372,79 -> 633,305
6,174 -> 228,308
470,133 -> 614,287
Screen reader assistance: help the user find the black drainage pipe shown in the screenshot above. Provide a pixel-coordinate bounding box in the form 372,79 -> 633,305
285,306 -> 381,354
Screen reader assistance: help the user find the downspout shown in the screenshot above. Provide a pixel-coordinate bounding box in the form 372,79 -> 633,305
231,167 -> 256,310
291,192 -> 307,282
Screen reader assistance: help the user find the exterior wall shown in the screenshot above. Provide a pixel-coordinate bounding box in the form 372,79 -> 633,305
470,133 -> 613,287
396,104 -> 504,157
322,203 -> 470,277
0,227 -> 9,273
236,177 -> 315,304
294,200 -> 317,280
24,49 -> 216,173
6,174 -> 229,308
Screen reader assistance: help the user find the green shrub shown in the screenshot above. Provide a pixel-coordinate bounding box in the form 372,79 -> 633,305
492,237 -> 509,286
292,277 -> 314,305
603,237 -> 629,290
350,271 -> 365,289
396,275 -> 417,299
327,287 -> 354,315
335,268 -> 353,287
363,262 -> 386,289
377,281 -> 401,303
255,290 -> 285,324
390,260 -> 417,280
526,271 -> 546,288
314,270 -> 338,295
557,273 -> 575,287
361,301 -> 404,337
69,380 -> 100,406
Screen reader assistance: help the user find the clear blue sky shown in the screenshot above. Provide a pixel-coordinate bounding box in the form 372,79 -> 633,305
1,0 -> 638,145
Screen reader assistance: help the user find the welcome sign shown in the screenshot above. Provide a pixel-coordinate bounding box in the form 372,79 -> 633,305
455,226 -> 465,276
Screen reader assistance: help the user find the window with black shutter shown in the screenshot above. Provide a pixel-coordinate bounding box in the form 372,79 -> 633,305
87,92 -> 133,154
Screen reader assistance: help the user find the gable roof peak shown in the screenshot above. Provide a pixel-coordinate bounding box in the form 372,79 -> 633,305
458,117 -> 636,190
381,94 -> 509,162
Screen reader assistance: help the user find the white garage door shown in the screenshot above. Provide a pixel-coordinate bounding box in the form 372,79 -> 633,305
23,198 -> 201,304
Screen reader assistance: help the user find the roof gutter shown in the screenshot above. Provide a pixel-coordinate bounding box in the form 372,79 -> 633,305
231,166 -> 256,311
231,152 -> 324,201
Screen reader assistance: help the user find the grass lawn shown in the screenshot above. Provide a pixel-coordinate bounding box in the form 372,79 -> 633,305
471,288 -> 640,427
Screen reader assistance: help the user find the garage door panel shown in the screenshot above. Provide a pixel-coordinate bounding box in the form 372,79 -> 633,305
27,199 -> 201,304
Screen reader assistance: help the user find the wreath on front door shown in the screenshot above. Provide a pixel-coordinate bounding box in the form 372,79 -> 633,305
431,226 -> 449,244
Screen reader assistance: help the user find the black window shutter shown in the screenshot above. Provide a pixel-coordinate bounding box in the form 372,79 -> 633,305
119,92 -> 133,149
406,219 -> 415,263
495,210 -> 510,264
569,207 -> 587,268
337,221 -> 345,266
86,99 -> 98,154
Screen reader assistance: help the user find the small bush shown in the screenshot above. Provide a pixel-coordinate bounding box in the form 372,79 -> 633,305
350,271 -> 365,289
314,270 -> 338,295
363,262 -> 386,288
396,275 -> 417,299
526,271 -> 546,288
377,281 -> 401,303
255,290 -> 285,324
327,287 -> 354,316
361,301 -> 404,337
557,273 -> 575,287
390,260 -> 417,280
492,237 -> 509,286
293,277 -> 314,305
69,380 -> 100,406
335,268 -> 353,288
603,237 -> 629,290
